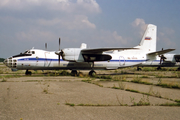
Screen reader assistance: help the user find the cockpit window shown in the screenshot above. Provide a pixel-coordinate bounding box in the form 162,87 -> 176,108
24,50 -> 30,54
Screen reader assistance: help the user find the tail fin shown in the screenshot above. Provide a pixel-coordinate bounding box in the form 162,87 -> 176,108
134,24 -> 157,53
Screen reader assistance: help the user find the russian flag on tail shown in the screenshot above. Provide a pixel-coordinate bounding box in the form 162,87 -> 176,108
145,37 -> 151,40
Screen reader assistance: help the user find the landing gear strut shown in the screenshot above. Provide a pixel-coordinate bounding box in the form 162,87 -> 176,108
25,69 -> 32,75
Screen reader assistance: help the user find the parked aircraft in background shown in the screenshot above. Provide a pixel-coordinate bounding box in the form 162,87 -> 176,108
3,24 -> 176,75
133,25 -> 180,70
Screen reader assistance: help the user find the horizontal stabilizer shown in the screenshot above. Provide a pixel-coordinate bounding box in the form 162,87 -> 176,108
81,48 -> 138,53
147,49 -> 175,56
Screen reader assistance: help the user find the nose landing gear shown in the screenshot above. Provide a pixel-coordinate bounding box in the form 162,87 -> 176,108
25,69 -> 32,75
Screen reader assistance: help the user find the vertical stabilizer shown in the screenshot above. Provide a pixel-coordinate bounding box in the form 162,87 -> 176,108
134,24 -> 157,53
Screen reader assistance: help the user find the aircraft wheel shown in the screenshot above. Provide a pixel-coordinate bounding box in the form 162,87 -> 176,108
177,67 -> 180,71
137,67 -> 142,71
89,70 -> 96,76
25,70 -> 32,75
157,66 -> 161,70
71,70 -> 78,76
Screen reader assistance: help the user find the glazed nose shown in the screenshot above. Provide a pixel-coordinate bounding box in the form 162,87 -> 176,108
3,58 -> 17,68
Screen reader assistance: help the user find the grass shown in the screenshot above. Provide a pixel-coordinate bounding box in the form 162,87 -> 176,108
159,103 -> 180,106
65,103 -> 75,106
130,95 -> 150,106
156,83 -> 180,89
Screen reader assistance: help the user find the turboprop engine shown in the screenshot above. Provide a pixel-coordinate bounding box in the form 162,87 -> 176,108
54,38 -> 112,63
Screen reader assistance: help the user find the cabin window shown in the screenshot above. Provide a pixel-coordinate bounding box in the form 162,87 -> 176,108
32,51 -> 35,54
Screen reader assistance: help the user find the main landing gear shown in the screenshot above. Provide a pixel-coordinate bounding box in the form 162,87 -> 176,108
71,62 -> 96,76
25,69 -> 32,75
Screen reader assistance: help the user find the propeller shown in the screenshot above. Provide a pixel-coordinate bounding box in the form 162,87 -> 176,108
45,43 -> 47,50
159,48 -> 166,65
58,38 -> 61,65
55,38 -> 64,65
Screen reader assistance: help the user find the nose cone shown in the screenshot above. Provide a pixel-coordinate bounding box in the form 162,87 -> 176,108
3,57 -> 17,68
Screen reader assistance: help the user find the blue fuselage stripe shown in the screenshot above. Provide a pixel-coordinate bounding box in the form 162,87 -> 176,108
17,58 -> 160,62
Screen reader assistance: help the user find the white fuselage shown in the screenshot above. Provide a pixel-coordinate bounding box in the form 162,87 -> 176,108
4,49 -> 146,71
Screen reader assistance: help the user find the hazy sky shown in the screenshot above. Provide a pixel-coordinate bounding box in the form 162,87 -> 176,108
0,0 -> 180,58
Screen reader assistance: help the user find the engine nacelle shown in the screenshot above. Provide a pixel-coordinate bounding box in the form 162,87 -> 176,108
62,48 -> 84,62
61,48 -> 112,62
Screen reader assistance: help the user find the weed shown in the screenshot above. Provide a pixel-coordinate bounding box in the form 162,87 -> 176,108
112,84 -> 120,89
116,94 -> 126,106
41,83 -> 50,94
148,86 -> 161,98
82,79 -> 92,83
118,81 -> 126,90
140,75 -> 149,78
1,78 -> 7,82
159,103 -> 180,106
65,103 -> 75,106
175,99 -> 180,103
130,96 -> 137,106
136,95 -> 150,106
113,76 -> 127,81
0,70 -> 3,74
158,78 -> 162,84
97,75 -> 112,79
125,89 -> 139,93
93,82 -> 103,87
130,95 -> 150,106
132,76 -> 142,83
156,83 -> 180,89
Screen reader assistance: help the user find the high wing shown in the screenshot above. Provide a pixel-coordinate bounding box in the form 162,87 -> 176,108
81,48 -> 138,53
147,49 -> 175,56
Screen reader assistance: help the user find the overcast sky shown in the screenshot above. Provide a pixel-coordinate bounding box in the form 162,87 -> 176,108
0,0 -> 180,58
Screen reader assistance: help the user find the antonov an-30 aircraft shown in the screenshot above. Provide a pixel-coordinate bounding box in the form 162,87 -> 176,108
3,24 -> 175,75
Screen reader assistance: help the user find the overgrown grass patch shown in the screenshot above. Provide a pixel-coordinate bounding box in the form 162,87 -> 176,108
65,103 -> 75,106
159,103 -> 180,106
125,89 -> 139,93
175,99 -> 180,103
156,83 -> 180,89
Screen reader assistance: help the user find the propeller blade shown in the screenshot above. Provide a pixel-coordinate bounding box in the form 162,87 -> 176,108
160,56 -> 162,65
45,43 -> 47,50
58,38 -> 61,65
59,38 -> 61,51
